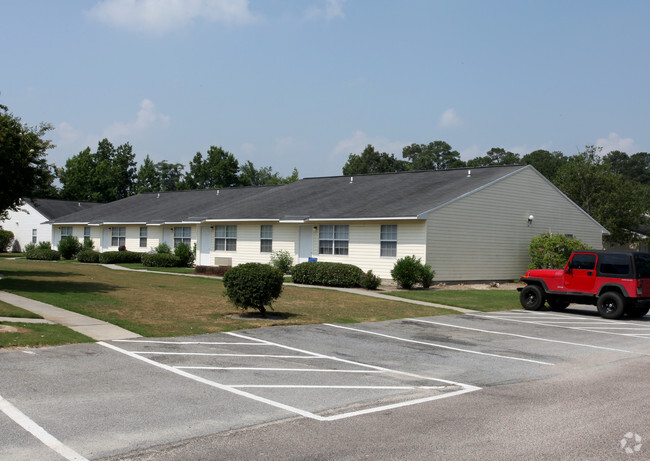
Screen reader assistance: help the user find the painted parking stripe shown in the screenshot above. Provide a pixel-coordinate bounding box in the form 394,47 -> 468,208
176,367 -> 382,373
324,323 -> 553,365
101,338 -> 480,421
407,319 -> 648,356
468,314 -> 650,339
0,394 -> 88,461
134,352 -> 318,359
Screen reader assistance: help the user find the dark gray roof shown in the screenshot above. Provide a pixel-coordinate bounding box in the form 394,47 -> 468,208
24,198 -> 102,220
50,165 -> 528,224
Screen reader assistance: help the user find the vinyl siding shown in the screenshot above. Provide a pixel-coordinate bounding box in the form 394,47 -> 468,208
425,168 -> 605,281
208,223 -> 298,266
2,204 -> 51,250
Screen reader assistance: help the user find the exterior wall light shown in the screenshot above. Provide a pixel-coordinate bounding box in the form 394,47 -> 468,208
528,215 -> 534,226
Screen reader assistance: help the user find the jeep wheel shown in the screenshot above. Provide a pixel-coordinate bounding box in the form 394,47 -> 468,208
520,285 -> 545,310
596,292 -> 626,319
626,306 -> 650,318
547,297 -> 569,311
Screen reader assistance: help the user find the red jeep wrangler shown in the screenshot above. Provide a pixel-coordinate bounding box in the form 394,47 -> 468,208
519,250 -> 650,319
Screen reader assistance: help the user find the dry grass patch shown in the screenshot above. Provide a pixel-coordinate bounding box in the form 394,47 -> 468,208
0,259 -> 456,337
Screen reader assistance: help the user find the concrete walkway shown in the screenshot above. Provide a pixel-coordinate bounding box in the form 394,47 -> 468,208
0,291 -> 141,341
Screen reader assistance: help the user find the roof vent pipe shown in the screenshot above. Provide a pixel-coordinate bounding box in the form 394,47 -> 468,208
216,190 -> 220,196
467,170 -> 471,178
157,193 -> 160,198
78,202 -> 81,207
350,177 -> 354,183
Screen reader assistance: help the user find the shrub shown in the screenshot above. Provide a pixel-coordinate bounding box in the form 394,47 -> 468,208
391,255 -> 435,289
270,250 -> 294,274
194,265 -> 231,276
0,230 -> 14,252
154,242 -> 171,254
222,263 -> 284,315
142,253 -> 181,267
38,241 -> 52,250
360,270 -> 382,290
58,236 -> 83,260
528,232 -> 590,269
24,242 -> 36,253
11,240 -> 21,253
77,249 -> 100,263
26,248 -> 60,261
291,261 -> 364,288
83,238 -> 95,250
118,245 -> 127,252
174,242 -> 195,267
98,251 -> 144,264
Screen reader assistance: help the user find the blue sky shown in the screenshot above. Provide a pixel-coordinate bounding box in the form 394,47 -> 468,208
4,0 -> 649,178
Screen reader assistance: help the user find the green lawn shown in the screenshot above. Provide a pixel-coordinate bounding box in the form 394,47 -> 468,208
387,289 -> 521,312
0,322 -> 94,348
115,263 -> 196,274
0,300 -> 42,318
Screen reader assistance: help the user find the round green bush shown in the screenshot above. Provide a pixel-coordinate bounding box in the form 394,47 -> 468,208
58,236 -> 83,260
174,242 -> 195,267
77,249 -> 100,263
528,232 -> 590,269
270,250 -> 294,274
222,263 -> 284,315
360,270 -> 382,290
142,253 -> 181,267
391,255 -> 435,289
291,261 -> 364,287
25,248 -> 61,261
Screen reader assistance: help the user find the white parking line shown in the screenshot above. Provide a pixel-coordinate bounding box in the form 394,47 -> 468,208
407,319 -> 647,356
134,352 -> 318,359
101,336 -> 481,421
324,323 -> 554,365
176,367 -> 382,373
0,393 -> 88,461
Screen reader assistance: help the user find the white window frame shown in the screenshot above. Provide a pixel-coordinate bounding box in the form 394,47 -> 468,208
111,227 -> 126,247
319,225 -> 349,256
215,225 -> 237,251
139,227 -> 148,248
260,225 -> 273,253
174,226 -> 191,248
32,229 -> 37,244
380,225 -> 397,257
83,227 -> 91,243
60,227 -> 73,238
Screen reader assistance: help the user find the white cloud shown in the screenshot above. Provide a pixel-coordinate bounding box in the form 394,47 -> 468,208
240,142 -> 256,156
88,0 -> 257,34
305,0 -> 346,20
439,108 -> 461,129
595,132 -> 638,154
103,99 -> 170,140
56,122 -> 82,145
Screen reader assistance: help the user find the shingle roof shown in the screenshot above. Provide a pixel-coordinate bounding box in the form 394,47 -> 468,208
24,198 -> 102,220
50,165 -> 528,224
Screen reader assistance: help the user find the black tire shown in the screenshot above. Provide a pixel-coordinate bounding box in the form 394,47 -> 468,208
547,297 -> 570,311
520,285 -> 545,310
626,305 -> 650,318
597,292 -> 626,319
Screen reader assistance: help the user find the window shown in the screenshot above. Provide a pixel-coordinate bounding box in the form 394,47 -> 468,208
599,254 -> 630,275
174,226 -> 191,248
260,225 -> 273,253
31,229 -> 37,244
319,225 -> 349,255
215,225 -> 237,251
84,227 -> 91,243
569,253 -> 597,270
60,227 -> 72,238
380,225 -> 397,257
139,227 -> 147,248
111,227 -> 126,247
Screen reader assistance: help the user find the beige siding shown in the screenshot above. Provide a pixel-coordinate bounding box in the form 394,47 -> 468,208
426,168 -> 606,281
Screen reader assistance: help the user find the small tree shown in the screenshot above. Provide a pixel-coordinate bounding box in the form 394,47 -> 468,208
174,242 -> 195,267
222,263 -> 283,316
58,236 -> 83,260
528,232 -> 590,269
0,229 -> 14,252
269,249 -> 293,274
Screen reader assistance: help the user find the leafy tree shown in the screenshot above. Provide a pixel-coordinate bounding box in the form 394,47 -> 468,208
0,103 -> 57,217
401,141 -> 463,170
521,150 -> 568,181
603,150 -> 650,185
135,155 -> 161,193
59,138 -> 136,202
343,144 -> 410,175
528,232 -> 590,269
555,146 -> 647,245
467,147 -> 520,167
156,161 -> 184,191
183,146 -> 239,189
239,161 -> 298,186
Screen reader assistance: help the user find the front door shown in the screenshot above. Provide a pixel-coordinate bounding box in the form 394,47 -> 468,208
199,226 -> 211,266
298,225 -> 313,263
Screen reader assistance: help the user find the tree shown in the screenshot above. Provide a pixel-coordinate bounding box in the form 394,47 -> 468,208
59,139 -> 136,202
0,103 -> 56,217
135,155 -> 161,193
183,146 -> 239,189
467,147 -> 520,167
402,141 -> 463,170
343,145 -> 410,175
555,146 -> 647,245
156,161 -> 184,191
239,161 -> 295,186
521,150 -> 567,182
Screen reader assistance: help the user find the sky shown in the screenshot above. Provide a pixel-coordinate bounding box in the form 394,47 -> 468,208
3,0 -> 650,179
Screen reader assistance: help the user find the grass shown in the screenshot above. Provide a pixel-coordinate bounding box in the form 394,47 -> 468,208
387,289 -> 521,312
115,263 -> 196,274
0,300 -> 42,318
0,259 -> 459,339
0,322 -> 94,348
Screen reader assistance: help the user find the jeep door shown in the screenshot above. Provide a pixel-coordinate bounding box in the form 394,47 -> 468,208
564,253 -> 598,292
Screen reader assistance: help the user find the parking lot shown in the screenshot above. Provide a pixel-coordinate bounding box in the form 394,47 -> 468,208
1,307 -> 649,460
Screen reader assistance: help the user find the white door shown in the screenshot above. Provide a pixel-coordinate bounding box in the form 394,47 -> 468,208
102,228 -> 109,251
298,225 -> 313,263
200,226 -> 211,266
